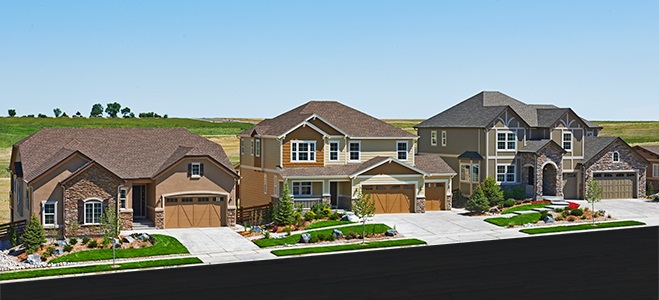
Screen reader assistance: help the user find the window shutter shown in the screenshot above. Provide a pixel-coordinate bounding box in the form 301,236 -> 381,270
187,163 -> 192,177
78,200 -> 85,224
200,163 -> 204,176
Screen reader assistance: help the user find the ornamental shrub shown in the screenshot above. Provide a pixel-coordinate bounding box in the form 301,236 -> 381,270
304,211 -> 317,221
82,237 -> 90,245
570,208 -> 584,217
22,216 -> 46,253
69,237 -> 78,245
466,185 -> 490,214
503,199 -> 516,208
503,186 -> 526,200
63,244 -> 73,252
481,177 -> 504,206
274,182 -> 295,226
87,240 -> 98,248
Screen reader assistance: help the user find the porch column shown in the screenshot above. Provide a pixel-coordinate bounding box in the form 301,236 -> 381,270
321,180 -> 331,206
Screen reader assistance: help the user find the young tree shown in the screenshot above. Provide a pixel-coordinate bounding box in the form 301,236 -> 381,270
275,182 -> 295,226
8,109 -> 16,117
90,103 -> 104,117
120,107 -> 132,118
53,108 -> 62,118
352,189 -> 376,244
101,205 -> 121,265
585,179 -> 603,225
22,216 -> 46,253
481,177 -> 504,206
466,185 -> 490,214
105,102 -> 122,118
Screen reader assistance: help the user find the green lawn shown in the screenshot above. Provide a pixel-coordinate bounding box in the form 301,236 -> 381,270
519,221 -> 646,234
49,234 -> 189,263
502,204 -> 549,214
485,213 -> 542,227
271,238 -> 427,256
0,257 -> 202,281
254,223 -> 391,248
305,220 -> 353,230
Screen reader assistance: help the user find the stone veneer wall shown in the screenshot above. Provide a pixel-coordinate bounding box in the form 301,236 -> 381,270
227,207 -> 237,226
583,140 -> 648,198
519,146 -> 564,199
119,210 -> 133,230
63,164 -> 123,237
415,196 -> 426,213
444,194 -> 452,210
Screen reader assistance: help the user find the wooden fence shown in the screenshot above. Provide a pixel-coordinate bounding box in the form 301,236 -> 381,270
237,204 -> 272,225
0,220 -> 27,240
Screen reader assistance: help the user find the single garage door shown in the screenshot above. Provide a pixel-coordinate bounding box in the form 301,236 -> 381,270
425,182 -> 446,211
593,173 -> 636,199
563,173 -> 578,199
363,184 -> 414,213
165,197 -> 222,228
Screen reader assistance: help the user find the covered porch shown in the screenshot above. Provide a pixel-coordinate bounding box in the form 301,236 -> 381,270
519,140 -> 566,199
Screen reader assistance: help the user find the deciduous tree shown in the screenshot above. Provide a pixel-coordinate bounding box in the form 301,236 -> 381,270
53,108 -> 62,117
352,189 -> 376,243
585,179 -> 603,225
8,109 -> 16,117
90,103 -> 104,117
105,102 -> 121,118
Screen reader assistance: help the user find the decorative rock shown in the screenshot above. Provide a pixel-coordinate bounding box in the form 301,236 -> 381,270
332,229 -> 343,239
544,216 -> 555,223
252,226 -> 262,233
26,254 -> 41,265
299,233 -> 311,243
598,210 -> 606,216
341,214 -> 359,222
55,240 -> 67,247
138,233 -> 150,241
111,238 -> 122,248
123,235 -> 135,243
489,207 -> 500,213
385,229 -> 397,237
52,248 -> 64,255
148,236 -> 156,244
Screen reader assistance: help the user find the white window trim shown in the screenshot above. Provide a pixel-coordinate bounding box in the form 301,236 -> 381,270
250,139 -> 254,156
290,140 -> 317,162
472,164 -> 479,183
653,164 -> 659,178
441,130 -> 447,147
292,181 -> 313,196
431,131 -> 437,146
240,139 -> 245,155
118,187 -> 127,209
612,151 -> 620,162
83,198 -> 103,225
329,141 -> 340,162
42,200 -> 58,228
496,164 -> 516,183
460,164 -> 471,182
191,162 -> 201,178
396,141 -> 408,161
348,141 -> 361,162
563,132 -> 573,152
460,163 -> 479,183
496,131 -> 516,151
255,139 -> 261,157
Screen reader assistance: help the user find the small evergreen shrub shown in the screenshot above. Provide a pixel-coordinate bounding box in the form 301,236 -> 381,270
263,231 -> 271,239
503,186 -> 526,200
87,240 -> 98,248
329,212 -> 341,221
69,237 -> 78,245
21,216 -> 47,253
321,207 -> 333,218
554,207 -> 564,213
539,210 -> 549,220
43,252 -> 50,258
82,237 -> 90,245
466,185 -> 490,214
304,211 -> 317,221
570,208 -> 584,217
284,227 -> 292,236
47,246 -> 56,254
482,177 -> 504,206
503,199 -> 516,208
63,244 -> 73,252
567,216 -> 576,222
102,237 -> 111,248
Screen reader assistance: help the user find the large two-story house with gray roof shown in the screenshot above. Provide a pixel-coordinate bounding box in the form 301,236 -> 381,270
238,101 -> 456,214
415,91 -> 648,200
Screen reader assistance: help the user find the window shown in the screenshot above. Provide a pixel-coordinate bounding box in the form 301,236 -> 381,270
263,173 -> 267,194
16,182 -> 22,217
198,197 -> 209,202
441,131 -> 447,147
84,201 -> 102,224
460,164 -> 479,182
255,139 -> 261,157
612,151 -> 620,162
119,188 -> 127,209
329,142 -> 339,161
25,188 -> 29,211
349,142 -> 360,161
563,132 -> 572,151
497,132 -> 516,150
586,131 -> 594,137
250,139 -> 254,155
166,198 -> 178,203
292,182 -> 312,196
291,141 -> 316,162
43,201 -> 56,226
496,165 -> 516,183
431,131 -> 437,146
274,178 -> 279,197
397,142 -> 408,160
191,163 -> 201,178
181,198 -> 193,202
653,164 -> 659,178
472,164 -> 479,182
240,139 -> 244,155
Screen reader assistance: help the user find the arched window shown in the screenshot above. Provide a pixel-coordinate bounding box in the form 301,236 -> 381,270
83,198 -> 103,224
612,151 -> 620,162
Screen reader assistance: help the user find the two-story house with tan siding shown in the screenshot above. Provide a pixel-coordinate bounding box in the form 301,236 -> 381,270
238,101 -> 456,213
415,91 -> 648,200
8,128 -> 239,234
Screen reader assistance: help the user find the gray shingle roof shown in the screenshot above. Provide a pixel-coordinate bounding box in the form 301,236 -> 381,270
582,136 -> 618,163
276,155 -> 455,177
415,91 -> 599,129
16,128 -> 237,182
518,139 -> 566,154
414,154 -> 457,175
458,151 -> 484,160
635,146 -> 659,158
240,101 -> 416,138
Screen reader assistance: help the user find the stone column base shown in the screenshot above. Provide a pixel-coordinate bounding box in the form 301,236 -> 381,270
154,208 -> 164,229
444,195 -> 452,210
120,209 -> 133,230
227,206 -> 237,226
322,194 -> 331,207
415,197 -> 426,213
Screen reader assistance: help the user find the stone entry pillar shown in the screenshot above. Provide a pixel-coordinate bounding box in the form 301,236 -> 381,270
415,196 -> 426,213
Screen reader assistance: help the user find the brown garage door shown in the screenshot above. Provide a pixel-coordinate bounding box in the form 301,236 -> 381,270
165,197 -> 222,228
425,182 -> 446,211
363,184 -> 414,213
593,173 -> 636,199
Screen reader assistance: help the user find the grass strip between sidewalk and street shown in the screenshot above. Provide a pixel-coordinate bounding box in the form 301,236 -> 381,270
271,239 -> 427,256
0,257 -> 202,281
519,220 -> 646,234
50,234 -> 189,263
254,223 -> 391,248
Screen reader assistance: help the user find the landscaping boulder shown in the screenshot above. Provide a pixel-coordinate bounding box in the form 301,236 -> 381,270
111,238 -> 122,248
52,248 -> 64,255
26,254 -> 41,265
137,233 -> 150,241
489,207 -> 500,213
544,215 -> 555,223
332,229 -> 343,239
385,229 -> 397,237
252,226 -> 262,233
598,210 -> 606,216
55,240 -> 67,247
341,214 -> 359,223
123,235 -> 135,243
299,233 -> 311,243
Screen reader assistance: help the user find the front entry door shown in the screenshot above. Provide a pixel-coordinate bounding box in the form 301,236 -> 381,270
133,185 -> 147,218
330,182 -> 338,208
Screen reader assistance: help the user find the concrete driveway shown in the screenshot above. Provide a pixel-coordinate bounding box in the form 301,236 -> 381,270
566,198 -> 659,226
123,227 -> 275,263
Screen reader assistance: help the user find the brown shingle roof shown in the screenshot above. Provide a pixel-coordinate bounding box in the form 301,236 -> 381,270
276,155 -> 455,177
240,101 -> 416,138
16,128 -> 236,182
414,154 -> 457,175
636,145 -> 659,158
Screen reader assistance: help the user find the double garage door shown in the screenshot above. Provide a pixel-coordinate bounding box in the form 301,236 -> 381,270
363,184 -> 414,213
165,197 -> 222,228
593,173 -> 637,199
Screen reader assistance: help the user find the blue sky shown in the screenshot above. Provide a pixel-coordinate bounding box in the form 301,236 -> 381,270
1,1 -> 657,120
